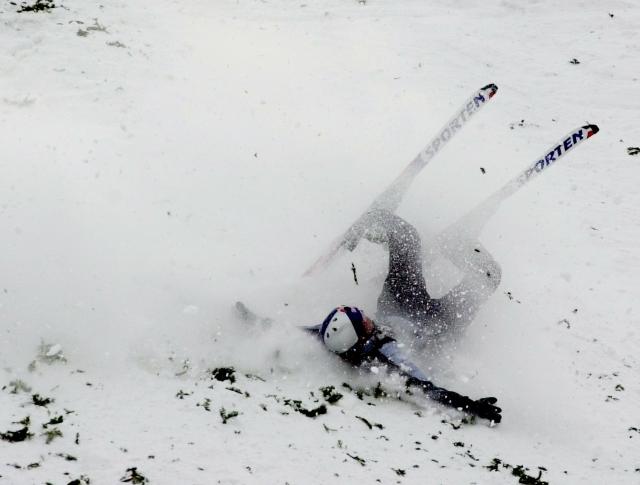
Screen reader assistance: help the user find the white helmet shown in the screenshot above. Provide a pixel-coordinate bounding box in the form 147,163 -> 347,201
323,311 -> 359,353
321,306 -> 375,354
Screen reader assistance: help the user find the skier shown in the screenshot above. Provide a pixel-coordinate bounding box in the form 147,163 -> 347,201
304,209 -> 502,423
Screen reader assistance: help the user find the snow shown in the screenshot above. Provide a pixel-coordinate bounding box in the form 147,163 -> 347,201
1,0 -> 639,483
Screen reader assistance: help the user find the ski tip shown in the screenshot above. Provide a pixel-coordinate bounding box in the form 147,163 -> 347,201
582,124 -> 600,137
480,83 -> 498,98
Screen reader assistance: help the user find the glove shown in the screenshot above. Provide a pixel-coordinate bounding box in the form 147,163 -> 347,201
469,397 -> 502,423
407,378 -> 502,424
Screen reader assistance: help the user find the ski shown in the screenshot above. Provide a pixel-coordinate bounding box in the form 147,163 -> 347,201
437,123 -> 600,242
304,83 -> 499,276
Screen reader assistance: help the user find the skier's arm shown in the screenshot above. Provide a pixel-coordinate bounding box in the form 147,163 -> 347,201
377,341 -> 501,423
376,341 -> 467,404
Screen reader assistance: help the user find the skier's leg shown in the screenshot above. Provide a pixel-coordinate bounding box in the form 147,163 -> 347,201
360,211 -> 436,322
435,237 -> 501,334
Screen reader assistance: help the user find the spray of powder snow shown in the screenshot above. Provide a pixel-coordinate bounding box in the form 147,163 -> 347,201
0,99 -> 528,392
0,0 -> 577,427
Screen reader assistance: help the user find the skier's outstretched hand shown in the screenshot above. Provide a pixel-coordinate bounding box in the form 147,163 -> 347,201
469,397 -> 502,423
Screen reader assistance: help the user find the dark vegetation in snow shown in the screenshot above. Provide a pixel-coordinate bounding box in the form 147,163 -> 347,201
210,366 -> 236,384
43,426 -> 63,444
66,476 -> 91,485
12,0 -> 55,13
346,453 -> 366,466
32,393 -> 55,407
76,19 -> 108,37
120,467 -> 149,484
342,381 -> 390,400
486,458 -> 550,485
1,347 -> 576,485
283,398 -> 327,417
175,389 -> 191,399
4,379 -> 32,394
319,385 -> 343,404
197,397 -> 212,411
219,407 -> 239,424
1,424 -> 33,443
355,415 -> 384,430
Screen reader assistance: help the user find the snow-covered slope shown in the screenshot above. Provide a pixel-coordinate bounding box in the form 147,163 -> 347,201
1,0 -> 639,483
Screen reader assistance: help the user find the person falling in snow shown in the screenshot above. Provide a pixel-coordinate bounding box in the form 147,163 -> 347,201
303,209 -> 502,424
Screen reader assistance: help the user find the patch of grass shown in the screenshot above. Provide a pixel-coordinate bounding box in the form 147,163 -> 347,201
283,399 -> 326,418
56,452 -> 77,461
43,427 -> 63,444
14,0 -> 56,13
4,379 -> 32,394
32,393 -> 54,407
266,392 -> 327,417
373,382 -> 388,399
1,426 -> 33,443
175,389 -> 191,399
485,458 -> 549,485
219,407 -> 239,424
211,367 -> 236,384
355,415 -> 384,430
346,453 -> 366,466
107,41 -> 126,49
323,423 -> 336,433
197,398 -> 211,412
66,476 -> 91,485
120,467 -> 148,484
77,19 -> 108,37
342,382 -> 365,400
14,416 -> 31,426
511,465 -> 548,485
77,19 -> 109,37
442,416 -> 475,429
226,386 -> 249,397
319,385 -> 343,404
43,415 -> 64,428
342,381 -> 390,401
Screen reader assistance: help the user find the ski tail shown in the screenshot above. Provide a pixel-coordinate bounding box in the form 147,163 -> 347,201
304,83 -> 499,277
441,123 -> 600,241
